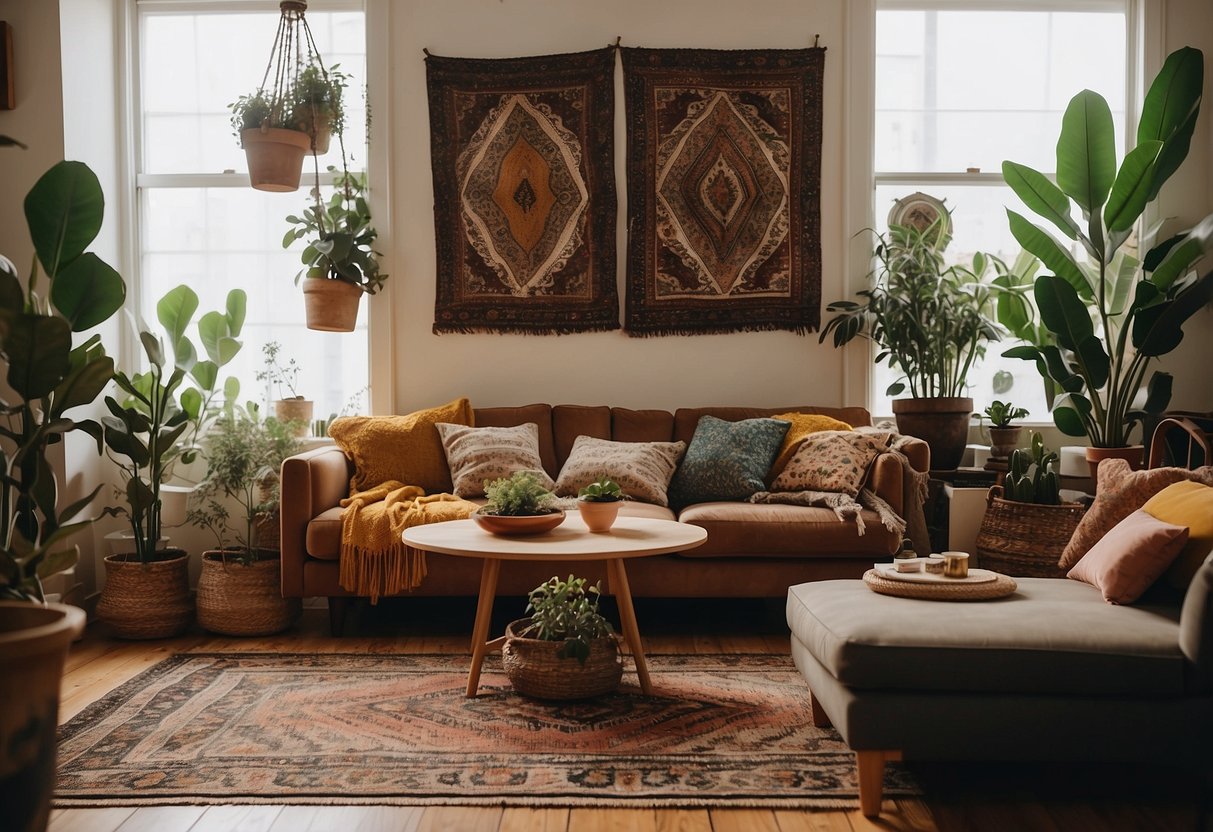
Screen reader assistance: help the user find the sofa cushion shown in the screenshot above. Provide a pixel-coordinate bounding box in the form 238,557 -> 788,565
436,422 -> 554,498
329,398 -> 474,494
768,412 -> 854,480
554,435 -> 686,507
1059,459 -> 1213,569
668,416 -> 790,508
552,405 -> 611,468
306,506 -> 345,560
1144,481 -> 1213,587
1067,509 -> 1189,604
786,577 -> 1186,696
472,404 -> 557,477
769,430 -> 890,497
678,502 -> 899,558
611,407 -> 675,443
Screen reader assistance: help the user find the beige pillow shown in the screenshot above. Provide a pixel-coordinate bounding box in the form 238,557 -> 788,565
554,435 -> 686,507
436,422 -> 554,498
769,430 -> 890,497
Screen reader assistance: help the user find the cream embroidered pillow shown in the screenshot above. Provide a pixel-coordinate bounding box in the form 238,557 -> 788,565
769,430 -> 890,497
436,422 -> 554,498
554,435 -> 686,507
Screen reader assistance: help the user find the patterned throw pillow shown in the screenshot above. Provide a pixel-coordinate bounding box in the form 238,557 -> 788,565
1058,460 -> 1213,569
667,416 -> 790,509
554,436 -> 687,507
436,422 -> 554,498
768,412 -> 853,480
768,430 -> 890,497
329,398 -> 474,494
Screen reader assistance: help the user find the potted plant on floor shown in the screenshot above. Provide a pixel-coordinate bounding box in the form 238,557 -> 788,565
820,211 -> 1004,469
976,433 -> 1086,577
503,574 -> 622,700
577,476 -> 624,533
189,404 -> 302,636
1,158 -> 124,832
980,400 -> 1030,470
256,340 -> 311,436
291,62 -> 348,155
473,471 -> 564,536
230,89 -> 311,192
1002,47 -> 1213,478
283,168 -> 387,332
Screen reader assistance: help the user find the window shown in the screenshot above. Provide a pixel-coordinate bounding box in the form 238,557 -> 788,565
136,2 -> 369,419
872,2 -> 1128,418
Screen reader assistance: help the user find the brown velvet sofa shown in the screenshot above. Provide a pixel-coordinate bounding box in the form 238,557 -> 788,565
280,404 -> 929,630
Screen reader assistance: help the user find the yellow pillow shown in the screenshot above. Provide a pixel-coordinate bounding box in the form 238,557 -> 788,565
1142,480 -> 1213,586
329,398 -> 474,495
768,412 -> 853,480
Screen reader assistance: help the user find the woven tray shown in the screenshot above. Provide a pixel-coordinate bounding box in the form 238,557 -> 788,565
863,569 -> 1018,600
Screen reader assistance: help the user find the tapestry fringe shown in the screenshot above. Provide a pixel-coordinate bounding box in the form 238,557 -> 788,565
433,322 -> 621,336
624,322 -> 818,338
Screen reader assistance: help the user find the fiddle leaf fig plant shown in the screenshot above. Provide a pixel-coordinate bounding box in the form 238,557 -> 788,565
1002,47 -> 1213,448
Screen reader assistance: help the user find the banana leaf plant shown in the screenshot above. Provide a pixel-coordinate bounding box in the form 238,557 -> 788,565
0,161 -> 126,601
1002,47 -> 1213,448
102,286 -> 245,565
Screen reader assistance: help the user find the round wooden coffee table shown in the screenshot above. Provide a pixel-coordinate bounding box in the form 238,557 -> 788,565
403,515 -> 707,697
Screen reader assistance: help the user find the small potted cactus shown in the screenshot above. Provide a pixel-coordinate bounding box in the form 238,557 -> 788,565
577,476 -> 624,533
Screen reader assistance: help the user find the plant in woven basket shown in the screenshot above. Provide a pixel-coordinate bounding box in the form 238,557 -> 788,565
482,471 -> 556,516
520,575 -> 615,664
1004,432 -> 1061,505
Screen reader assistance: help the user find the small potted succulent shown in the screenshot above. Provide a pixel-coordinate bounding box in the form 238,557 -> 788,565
502,575 -> 622,700
256,340 -> 311,436
981,400 -> 1030,467
229,89 -> 311,192
577,476 -> 624,533
473,471 -> 564,536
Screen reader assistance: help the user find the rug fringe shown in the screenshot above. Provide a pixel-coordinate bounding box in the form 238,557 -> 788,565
54,795 -> 894,809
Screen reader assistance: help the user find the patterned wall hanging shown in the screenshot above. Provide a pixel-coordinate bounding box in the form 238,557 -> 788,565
426,48 -> 618,334
621,46 -> 825,336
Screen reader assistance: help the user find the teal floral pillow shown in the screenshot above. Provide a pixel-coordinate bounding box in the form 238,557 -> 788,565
668,416 -> 791,509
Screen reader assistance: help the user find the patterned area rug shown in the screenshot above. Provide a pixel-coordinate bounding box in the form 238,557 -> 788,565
621,47 -> 825,336
55,652 -> 917,808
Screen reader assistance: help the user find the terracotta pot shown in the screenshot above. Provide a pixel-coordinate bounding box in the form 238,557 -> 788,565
293,104 -> 333,154
196,552 -> 300,637
240,127 -> 311,192
1085,445 -> 1145,482
987,426 -> 1024,459
502,619 -> 622,700
577,499 -> 621,533
275,399 -> 314,436
96,549 -> 193,639
891,397 -> 974,471
302,278 -> 362,332
0,602 -> 85,832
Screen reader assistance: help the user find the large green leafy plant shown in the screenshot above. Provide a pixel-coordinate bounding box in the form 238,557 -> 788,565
1002,47 -> 1213,448
821,216 -> 1003,398
102,286 -> 245,564
0,162 -> 126,600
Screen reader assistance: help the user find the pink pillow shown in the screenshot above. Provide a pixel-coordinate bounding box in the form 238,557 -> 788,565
1067,509 -> 1190,604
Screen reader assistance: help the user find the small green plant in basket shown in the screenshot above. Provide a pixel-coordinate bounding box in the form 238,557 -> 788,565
520,575 -> 615,664
482,471 -> 556,516
1004,432 -> 1061,505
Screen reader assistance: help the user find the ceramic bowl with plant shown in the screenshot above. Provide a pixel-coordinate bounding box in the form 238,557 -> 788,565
473,471 -> 564,536
502,574 -> 622,699
577,476 -> 624,533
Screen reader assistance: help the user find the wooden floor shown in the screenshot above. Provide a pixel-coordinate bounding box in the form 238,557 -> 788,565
52,600 -> 1210,832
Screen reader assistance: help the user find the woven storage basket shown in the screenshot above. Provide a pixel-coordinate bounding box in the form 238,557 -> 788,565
975,486 -> 1086,578
502,619 -> 623,700
196,551 -> 300,636
96,550 -> 193,639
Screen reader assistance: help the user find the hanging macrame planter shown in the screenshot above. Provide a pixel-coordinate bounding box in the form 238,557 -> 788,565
235,0 -> 341,192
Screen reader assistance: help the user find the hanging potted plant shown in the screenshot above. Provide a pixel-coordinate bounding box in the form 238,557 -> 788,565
256,340 -> 312,436
230,90 -> 311,192
291,62 -> 347,155
820,211 -> 1004,469
189,404 -> 302,636
284,168 -> 387,332
1001,47 -> 1213,477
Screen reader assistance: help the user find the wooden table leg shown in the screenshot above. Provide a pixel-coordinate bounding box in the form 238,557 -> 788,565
466,557 -> 501,698
608,558 -> 651,695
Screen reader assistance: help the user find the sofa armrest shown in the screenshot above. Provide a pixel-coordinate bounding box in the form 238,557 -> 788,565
1180,548 -> 1213,690
280,445 -> 352,597
867,436 -> 930,518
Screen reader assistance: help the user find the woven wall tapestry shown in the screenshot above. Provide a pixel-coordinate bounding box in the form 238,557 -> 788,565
427,48 -> 618,334
621,47 -> 825,336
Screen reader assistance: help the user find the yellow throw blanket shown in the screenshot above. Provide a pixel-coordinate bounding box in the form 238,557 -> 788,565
338,482 -> 478,603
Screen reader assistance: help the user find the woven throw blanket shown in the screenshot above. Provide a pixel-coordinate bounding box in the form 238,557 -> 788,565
621,46 -> 825,336
339,483 -> 478,602
426,47 -> 619,334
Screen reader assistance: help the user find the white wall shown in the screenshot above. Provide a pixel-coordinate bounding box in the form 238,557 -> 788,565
385,0 -> 855,414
